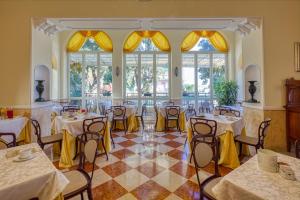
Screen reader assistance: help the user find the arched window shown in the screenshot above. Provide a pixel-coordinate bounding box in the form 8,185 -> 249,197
67,31 -> 113,111
123,31 -> 170,107
181,31 -> 228,107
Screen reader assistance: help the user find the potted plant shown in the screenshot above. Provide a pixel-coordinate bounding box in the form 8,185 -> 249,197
214,79 -> 238,106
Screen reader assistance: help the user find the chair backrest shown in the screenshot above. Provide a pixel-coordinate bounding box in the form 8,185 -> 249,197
165,106 -> 180,118
190,117 -> 217,140
111,106 -> 126,118
87,120 -> 107,136
78,134 -> 99,179
123,100 -> 135,105
31,119 -> 42,144
192,136 -> 219,175
295,140 -> 300,159
162,101 -> 175,106
61,105 -> 80,115
258,118 -> 271,146
83,117 -> 106,132
0,133 -> 16,148
141,103 -> 147,116
220,108 -> 240,117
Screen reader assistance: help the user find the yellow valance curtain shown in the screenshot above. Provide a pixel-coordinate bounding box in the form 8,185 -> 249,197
123,31 -> 170,52
67,30 -> 113,52
181,31 -> 228,52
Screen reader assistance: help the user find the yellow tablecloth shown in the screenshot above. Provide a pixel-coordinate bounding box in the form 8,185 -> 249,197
52,116 -> 112,168
17,121 -> 31,144
155,112 -> 186,132
114,114 -> 140,133
187,127 -> 249,169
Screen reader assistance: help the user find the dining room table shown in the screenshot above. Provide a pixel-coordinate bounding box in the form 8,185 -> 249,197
52,112 -> 111,168
212,153 -> 300,200
113,105 -> 140,133
155,104 -> 187,132
187,113 -> 249,169
0,116 -> 31,144
0,143 -> 69,200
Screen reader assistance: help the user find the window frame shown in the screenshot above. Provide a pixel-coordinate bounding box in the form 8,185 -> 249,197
67,50 -> 113,109
181,49 -> 228,107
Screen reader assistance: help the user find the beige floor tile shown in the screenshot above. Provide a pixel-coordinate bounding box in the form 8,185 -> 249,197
152,170 -> 187,192
90,169 -> 112,187
154,154 -> 179,169
164,193 -> 183,200
114,169 -> 149,191
117,193 -> 138,200
122,154 -> 149,168
95,154 -> 119,168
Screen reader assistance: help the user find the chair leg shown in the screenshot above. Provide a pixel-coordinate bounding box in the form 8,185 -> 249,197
101,138 -> 108,161
124,119 -> 128,134
73,137 -> 79,160
189,142 -> 195,163
110,128 -> 115,148
177,119 -> 181,134
141,117 -> 145,130
80,192 -> 84,200
239,142 -> 242,157
87,186 -> 93,200
184,137 -> 187,147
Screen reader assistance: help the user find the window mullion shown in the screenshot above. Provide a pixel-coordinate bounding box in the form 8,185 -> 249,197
195,53 -> 198,108
82,53 -> 86,108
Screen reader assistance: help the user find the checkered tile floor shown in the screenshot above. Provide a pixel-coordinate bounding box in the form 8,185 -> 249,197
54,122 -> 232,200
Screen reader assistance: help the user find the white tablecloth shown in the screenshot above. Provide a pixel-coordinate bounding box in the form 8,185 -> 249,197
0,117 -> 28,143
188,114 -> 244,136
0,143 -> 69,200
53,113 -> 103,136
213,153 -> 300,200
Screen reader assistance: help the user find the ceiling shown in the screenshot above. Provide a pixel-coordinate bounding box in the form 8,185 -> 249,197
33,17 -> 261,36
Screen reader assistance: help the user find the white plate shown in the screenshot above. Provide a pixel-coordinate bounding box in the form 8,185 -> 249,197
13,154 -> 36,162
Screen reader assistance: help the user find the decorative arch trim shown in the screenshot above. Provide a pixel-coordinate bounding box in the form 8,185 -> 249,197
181,31 -> 228,52
123,31 -> 170,52
67,30 -> 113,52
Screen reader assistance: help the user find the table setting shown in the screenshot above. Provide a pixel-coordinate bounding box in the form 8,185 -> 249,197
213,150 -> 300,200
0,143 -> 69,200
155,104 -> 187,132
52,111 -> 111,168
187,113 -> 249,169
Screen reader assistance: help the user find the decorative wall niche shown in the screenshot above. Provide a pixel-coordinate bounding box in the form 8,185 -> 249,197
245,64 -> 261,103
34,65 -> 50,101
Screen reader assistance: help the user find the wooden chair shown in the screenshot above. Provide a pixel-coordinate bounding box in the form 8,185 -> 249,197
0,132 -> 16,148
192,135 -> 221,200
74,117 -> 108,160
189,118 -> 217,163
63,135 -> 98,200
154,104 -> 159,131
219,108 -> 240,117
31,119 -> 63,150
60,105 -> 80,115
185,104 -> 196,121
162,100 -> 175,106
235,118 -> 271,155
111,106 -> 128,134
136,103 -> 146,130
165,106 -> 181,133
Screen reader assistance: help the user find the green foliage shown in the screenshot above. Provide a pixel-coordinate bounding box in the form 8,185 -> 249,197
214,79 -> 238,106
70,62 -> 82,97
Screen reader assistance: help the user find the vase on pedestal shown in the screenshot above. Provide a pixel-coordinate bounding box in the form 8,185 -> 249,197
248,80 -> 258,103
35,80 -> 45,102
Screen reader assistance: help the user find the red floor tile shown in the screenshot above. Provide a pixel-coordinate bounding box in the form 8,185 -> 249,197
102,161 -> 132,178
93,180 -> 128,200
169,161 -> 196,179
131,180 -> 171,200
111,149 -> 136,160
174,180 -> 200,200
136,161 -> 166,178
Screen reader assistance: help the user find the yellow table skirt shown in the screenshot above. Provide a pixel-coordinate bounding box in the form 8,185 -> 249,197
58,122 -> 112,168
187,127 -> 249,169
17,120 -> 31,144
114,114 -> 140,133
156,112 -> 186,132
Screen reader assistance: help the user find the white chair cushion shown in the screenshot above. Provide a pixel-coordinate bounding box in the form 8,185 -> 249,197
63,170 -> 88,195
41,133 -> 63,144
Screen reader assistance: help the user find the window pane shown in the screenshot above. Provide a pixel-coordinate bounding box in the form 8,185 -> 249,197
125,54 -> 139,98
99,54 -> 112,97
156,54 -> 169,98
190,38 -> 215,51
141,54 -> 153,96
182,54 -> 195,95
198,54 -> 210,100
212,54 -> 226,84
69,53 -> 83,97
136,38 -> 159,52
80,38 -> 102,51
84,54 -> 97,98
